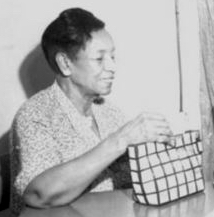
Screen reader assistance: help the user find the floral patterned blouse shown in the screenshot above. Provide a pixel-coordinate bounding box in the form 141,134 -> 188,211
10,81 -> 131,216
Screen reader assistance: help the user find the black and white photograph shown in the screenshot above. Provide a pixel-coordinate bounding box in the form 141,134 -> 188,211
0,0 -> 214,217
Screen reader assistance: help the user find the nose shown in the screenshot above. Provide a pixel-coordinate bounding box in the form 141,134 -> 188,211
103,56 -> 116,73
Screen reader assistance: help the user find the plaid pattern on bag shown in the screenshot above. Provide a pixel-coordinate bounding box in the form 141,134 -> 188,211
128,130 -> 205,205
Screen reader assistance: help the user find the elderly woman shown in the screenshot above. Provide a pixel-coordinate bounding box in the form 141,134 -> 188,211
10,8 -> 171,216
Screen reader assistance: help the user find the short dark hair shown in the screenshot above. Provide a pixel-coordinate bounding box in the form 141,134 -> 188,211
41,8 -> 105,74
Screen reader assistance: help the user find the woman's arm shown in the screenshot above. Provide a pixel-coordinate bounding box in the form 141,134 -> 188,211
23,133 -> 125,208
23,112 -> 171,208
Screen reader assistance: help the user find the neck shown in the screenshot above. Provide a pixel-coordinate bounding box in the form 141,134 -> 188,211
56,78 -> 94,117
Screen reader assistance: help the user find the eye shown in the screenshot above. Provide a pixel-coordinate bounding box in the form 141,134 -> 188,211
111,55 -> 116,61
94,57 -> 104,65
96,57 -> 104,61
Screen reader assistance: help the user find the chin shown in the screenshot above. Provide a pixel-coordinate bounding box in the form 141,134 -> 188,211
93,83 -> 113,97
100,88 -> 112,96
100,84 -> 113,95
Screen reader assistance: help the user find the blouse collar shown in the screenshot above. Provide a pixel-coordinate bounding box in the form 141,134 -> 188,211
51,81 -> 101,145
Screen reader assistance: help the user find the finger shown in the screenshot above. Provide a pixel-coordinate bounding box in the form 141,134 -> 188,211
142,119 -> 171,132
156,135 -> 171,144
142,119 -> 170,131
132,112 -> 165,126
144,118 -> 170,127
147,120 -> 172,134
141,112 -> 167,121
156,127 -> 173,136
133,112 -> 170,130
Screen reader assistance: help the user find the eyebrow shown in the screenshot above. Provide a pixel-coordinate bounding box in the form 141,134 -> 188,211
97,47 -> 116,54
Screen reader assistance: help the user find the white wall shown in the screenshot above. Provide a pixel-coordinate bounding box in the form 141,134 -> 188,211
0,0 -> 200,153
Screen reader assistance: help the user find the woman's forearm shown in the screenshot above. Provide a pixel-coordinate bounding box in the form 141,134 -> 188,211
23,135 -> 127,208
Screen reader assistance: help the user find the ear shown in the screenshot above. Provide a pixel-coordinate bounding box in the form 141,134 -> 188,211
55,52 -> 72,77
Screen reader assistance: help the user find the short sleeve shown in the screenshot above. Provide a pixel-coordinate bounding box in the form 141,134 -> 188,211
11,117 -> 61,195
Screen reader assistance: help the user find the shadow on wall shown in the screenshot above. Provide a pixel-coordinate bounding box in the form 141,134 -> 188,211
0,132 -> 10,155
0,44 -> 55,210
19,44 -> 55,98
0,132 -> 10,210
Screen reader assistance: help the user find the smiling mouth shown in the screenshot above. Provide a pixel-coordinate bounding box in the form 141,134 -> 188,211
102,79 -> 114,85
102,77 -> 114,81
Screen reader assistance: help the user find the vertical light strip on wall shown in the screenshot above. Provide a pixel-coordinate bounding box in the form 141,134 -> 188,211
175,0 -> 183,113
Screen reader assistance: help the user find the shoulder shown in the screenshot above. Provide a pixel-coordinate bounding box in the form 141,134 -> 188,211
12,85 -> 58,129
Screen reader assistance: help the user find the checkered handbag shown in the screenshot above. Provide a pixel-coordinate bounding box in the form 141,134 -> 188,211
128,130 -> 205,205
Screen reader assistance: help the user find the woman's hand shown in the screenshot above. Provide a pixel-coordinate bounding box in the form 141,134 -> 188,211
112,112 -> 172,153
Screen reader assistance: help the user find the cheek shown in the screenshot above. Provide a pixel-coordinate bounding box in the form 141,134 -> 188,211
74,65 -> 91,82
87,66 -> 103,82
75,62 -> 103,85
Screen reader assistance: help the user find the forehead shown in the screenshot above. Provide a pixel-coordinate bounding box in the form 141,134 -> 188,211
79,29 -> 115,57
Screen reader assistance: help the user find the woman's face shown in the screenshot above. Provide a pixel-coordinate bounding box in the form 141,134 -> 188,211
70,29 -> 116,98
